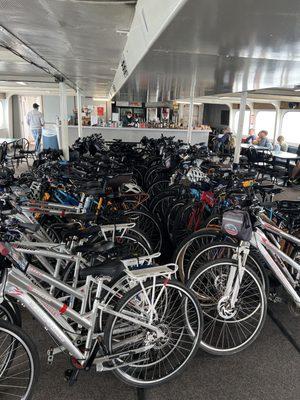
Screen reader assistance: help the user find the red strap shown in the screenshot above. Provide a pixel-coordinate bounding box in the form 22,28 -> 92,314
163,278 -> 170,287
59,303 -> 68,314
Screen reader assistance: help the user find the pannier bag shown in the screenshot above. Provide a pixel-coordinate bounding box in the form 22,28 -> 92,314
222,210 -> 252,241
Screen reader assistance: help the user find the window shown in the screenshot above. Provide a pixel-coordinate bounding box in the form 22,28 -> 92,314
0,101 -> 4,128
255,111 -> 276,137
221,110 -> 229,125
281,112 -> 300,144
233,110 -> 250,135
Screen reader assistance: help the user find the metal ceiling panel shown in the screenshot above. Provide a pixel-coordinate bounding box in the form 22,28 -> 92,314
0,48 -> 50,79
116,0 -> 300,101
0,0 -> 136,95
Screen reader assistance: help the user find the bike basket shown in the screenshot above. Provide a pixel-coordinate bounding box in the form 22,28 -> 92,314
222,210 -> 252,241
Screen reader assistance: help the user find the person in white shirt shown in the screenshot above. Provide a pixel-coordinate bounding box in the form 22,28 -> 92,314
26,103 -> 45,153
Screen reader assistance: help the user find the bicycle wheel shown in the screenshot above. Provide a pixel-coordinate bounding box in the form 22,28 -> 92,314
171,201 -> 195,245
185,242 -> 269,293
173,229 -> 235,281
0,321 -> 40,399
147,180 -> 170,198
124,211 -> 163,253
104,279 -> 202,387
188,259 -> 267,355
0,299 -> 22,326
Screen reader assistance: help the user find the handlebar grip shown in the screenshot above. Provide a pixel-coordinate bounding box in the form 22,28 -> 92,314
0,243 -> 9,256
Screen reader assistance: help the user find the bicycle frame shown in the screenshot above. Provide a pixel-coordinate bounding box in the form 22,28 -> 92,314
250,220 -> 300,306
1,252 -> 174,367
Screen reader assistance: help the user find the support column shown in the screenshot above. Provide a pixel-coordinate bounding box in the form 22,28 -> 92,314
227,104 -> 234,132
76,89 -> 82,138
248,102 -> 255,131
187,72 -> 196,144
233,92 -> 247,164
273,103 -> 281,145
59,81 -> 69,160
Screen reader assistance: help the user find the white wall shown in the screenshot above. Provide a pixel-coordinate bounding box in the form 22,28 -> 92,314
43,95 -> 75,124
68,126 -> 209,146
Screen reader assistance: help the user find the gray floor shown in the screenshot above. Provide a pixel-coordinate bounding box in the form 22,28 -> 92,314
22,310 -> 299,400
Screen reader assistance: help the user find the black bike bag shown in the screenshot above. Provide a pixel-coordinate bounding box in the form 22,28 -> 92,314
222,210 -> 252,241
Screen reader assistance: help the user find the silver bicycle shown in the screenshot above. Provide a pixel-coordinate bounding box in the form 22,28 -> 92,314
187,205 -> 300,355
0,243 -> 203,399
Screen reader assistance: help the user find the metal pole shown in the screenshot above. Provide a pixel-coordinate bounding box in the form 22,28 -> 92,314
187,72 -> 196,144
77,89 -> 82,138
273,104 -> 281,145
233,91 -> 247,164
227,104 -> 234,132
59,81 -> 69,160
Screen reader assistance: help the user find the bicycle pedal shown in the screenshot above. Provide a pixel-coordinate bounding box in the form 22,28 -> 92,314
64,368 -> 80,386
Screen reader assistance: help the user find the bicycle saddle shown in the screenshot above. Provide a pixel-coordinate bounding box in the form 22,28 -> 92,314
64,225 -> 102,242
65,213 -> 96,222
18,223 -> 40,233
71,239 -> 114,255
79,259 -> 124,279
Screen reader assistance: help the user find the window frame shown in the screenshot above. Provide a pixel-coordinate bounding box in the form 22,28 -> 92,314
0,100 -> 4,129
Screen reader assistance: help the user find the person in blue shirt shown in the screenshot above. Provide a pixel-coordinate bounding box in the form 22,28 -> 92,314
245,129 -> 257,144
274,135 -> 288,152
253,130 -> 273,150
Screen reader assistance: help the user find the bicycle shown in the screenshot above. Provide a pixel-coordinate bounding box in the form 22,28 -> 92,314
187,203 -> 300,355
0,243 -> 203,399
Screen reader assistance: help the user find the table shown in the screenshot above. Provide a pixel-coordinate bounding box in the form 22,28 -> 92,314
0,138 -> 18,145
272,151 -> 300,169
241,143 -> 269,151
271,151 -> 300,161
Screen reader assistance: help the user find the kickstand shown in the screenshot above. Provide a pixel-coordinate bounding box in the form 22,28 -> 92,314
136,388 -> 146,400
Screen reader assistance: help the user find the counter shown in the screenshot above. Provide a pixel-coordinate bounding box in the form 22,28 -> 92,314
68,126 -> 210,146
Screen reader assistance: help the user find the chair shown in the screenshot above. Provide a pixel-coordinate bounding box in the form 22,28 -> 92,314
19,138 -> 36,162
246,146 -> 272,180
10,138 -> 36,169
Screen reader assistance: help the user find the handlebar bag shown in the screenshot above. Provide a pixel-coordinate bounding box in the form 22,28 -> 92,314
222,210 -> 252,241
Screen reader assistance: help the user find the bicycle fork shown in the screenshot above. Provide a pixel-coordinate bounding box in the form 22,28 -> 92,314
224,242 -> 250,309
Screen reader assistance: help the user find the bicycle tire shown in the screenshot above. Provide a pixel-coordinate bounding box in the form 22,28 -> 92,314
104,278 -> 203,387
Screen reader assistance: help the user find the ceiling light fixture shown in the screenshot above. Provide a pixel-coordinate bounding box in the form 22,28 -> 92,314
116,29 -> 129,36
93,97 -> 109,102
176,101 -> 202,105
16,81 -> 27,85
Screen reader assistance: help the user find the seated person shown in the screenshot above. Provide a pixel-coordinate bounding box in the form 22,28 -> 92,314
253,130 -> 273,150
244,129 -> 257,144
274,135 -> 288,152
122,111 -> 134,127
214,127 -> 231,152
